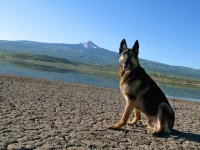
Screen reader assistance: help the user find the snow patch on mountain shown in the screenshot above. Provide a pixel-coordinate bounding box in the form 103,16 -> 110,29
80,41 -> 98,49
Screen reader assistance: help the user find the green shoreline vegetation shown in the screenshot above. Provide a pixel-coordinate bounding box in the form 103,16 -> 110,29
0,52 -> 200,90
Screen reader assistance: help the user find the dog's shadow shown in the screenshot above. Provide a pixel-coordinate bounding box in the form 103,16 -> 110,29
151,129 -> 200,143
136,121 -> 200,143
109,127 -> 200,143
170,129 -> 200,143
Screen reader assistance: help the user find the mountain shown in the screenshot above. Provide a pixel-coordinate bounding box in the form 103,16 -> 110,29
0,40 -> 200,79
0,40 -> 118,66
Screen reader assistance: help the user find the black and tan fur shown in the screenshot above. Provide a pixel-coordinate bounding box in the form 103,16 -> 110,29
109,39 -> 175,134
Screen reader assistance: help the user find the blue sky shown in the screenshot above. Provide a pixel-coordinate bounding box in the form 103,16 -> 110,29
0,0 -> 200,69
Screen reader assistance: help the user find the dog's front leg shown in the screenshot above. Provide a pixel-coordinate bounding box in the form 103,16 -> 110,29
109,100 -> 134,130
127,107 -> 141,125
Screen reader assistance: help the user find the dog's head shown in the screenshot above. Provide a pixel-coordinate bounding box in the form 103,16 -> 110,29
119,39 -> 139,72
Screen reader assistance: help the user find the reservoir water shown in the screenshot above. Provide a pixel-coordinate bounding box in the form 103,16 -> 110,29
0,62 -> 200,102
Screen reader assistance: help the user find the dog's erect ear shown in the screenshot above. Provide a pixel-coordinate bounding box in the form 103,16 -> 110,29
132,40 -> 139,55
119,39 -> 127,54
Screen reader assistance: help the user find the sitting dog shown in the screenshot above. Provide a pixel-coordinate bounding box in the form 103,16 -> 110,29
109,39 -> 175,134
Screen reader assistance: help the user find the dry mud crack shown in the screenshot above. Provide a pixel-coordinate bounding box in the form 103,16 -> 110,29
0,74 -> 200,149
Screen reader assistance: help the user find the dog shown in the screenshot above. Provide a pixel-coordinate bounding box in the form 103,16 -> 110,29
109,39 -> 175,134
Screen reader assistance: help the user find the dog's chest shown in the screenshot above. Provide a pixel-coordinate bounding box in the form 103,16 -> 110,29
120,80 -> 141,100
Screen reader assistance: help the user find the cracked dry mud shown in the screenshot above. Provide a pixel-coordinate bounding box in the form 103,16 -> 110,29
0,74 -> 200,149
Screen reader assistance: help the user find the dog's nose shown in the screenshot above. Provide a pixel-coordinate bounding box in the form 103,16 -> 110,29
122,54 -> 129,66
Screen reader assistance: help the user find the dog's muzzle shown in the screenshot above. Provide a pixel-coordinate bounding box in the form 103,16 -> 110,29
122,54 -> 131,71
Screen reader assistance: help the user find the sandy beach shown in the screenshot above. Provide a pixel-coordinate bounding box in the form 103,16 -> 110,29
0,74 -> 200,149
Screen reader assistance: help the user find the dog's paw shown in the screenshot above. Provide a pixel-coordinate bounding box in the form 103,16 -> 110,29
108,126 -> 121,130
152,131 -> 164,137
127,121 -> 136,125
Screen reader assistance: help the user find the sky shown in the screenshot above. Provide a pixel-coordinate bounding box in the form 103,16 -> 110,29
0,0 -> 200,69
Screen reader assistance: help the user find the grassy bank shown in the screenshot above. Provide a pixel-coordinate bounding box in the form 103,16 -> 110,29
0,52 -> 200,89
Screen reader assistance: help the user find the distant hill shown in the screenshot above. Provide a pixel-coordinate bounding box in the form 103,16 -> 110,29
0,40 -> 200,79
0,40 -> 118,66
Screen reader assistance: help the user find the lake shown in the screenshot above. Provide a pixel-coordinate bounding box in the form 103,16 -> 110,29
0,62 -> 200,102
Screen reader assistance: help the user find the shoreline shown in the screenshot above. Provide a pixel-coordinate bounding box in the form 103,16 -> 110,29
166,95 -> 200,102
1,73 -> 200,102
0,73 -> 200,149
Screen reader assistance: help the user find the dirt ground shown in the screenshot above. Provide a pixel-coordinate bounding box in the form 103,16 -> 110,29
0,74 -> 200,149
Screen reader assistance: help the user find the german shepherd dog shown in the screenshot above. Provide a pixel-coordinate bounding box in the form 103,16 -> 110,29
109,39 -> 175,134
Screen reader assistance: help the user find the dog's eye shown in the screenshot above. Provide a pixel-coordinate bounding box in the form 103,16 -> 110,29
124,54 -> 128,59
